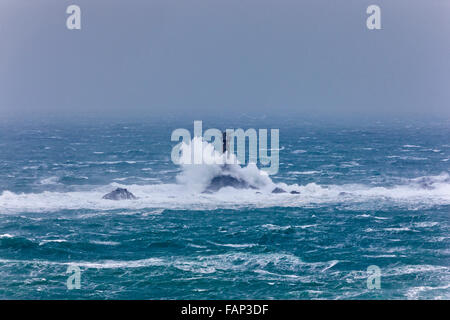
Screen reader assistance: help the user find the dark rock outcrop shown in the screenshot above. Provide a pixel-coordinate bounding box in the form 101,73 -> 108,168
102,188 -> 137,200
414,175 -> 449,190
290,190 -> 300,194
204,175 -> 257,193
271,187 -> 287,194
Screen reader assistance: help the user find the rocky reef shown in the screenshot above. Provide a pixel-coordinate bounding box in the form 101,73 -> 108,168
102,188 -> 137,200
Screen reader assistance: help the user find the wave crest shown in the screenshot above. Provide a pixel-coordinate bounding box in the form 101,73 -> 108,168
176,137 -> 275,193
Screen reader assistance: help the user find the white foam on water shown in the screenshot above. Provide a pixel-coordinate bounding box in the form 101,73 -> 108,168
39,176 -> 61,185
0,253 -> 337,276
399,156 -> 428,161
289,171 -> 321,175
253,269 -> 311,282
89,240 -> 121,246
384,227 -> 413,232
385,264 -> 449,277
1,174 -> 449,214
414,222 -> 439,228
0,137 -> 449,214
261,224 -> 292,231
340,161 -> 360,168
343,264 -> 449,283
175,137 -> 275,193
38,239 -> 68,245
295,224 -> 318,229
362,254 -> 397,258
208,241 -> 256,248
403,145 -> 421,148
405,284 -> 450,300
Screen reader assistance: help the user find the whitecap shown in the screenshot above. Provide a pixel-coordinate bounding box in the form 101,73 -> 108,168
39,239 -> 68,245
261,224 -> 292,231
384,227 -> 412,232
403,145 -> 421,148
413,222 -> 438,228
340,161 -> 360,168
39,177 -> 59,185
208,242 -> 256,248
405,284 -> 450,300
89,240 -> 120,246
289,170 -> 320,175
295,224 -> 318,229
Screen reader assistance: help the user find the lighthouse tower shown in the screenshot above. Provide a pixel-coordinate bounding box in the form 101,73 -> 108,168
222,131 -> 231,154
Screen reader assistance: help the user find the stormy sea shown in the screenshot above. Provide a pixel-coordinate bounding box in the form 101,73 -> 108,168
0,117 -> 449,299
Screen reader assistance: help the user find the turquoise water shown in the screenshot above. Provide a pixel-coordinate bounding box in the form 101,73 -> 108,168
0,119 -> 449,299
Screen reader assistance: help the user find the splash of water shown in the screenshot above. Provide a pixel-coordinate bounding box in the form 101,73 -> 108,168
175,137 -> 275,193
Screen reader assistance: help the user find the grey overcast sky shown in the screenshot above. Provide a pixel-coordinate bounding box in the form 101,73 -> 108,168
0,0 -> 449,120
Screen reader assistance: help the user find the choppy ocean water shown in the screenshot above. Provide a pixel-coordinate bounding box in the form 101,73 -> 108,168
0,118 -> 449,299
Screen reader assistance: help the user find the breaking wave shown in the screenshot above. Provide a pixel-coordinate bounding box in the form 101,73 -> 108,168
175,137 -> 275,193
0,252 -> 336,274
0,137 -> 449,214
